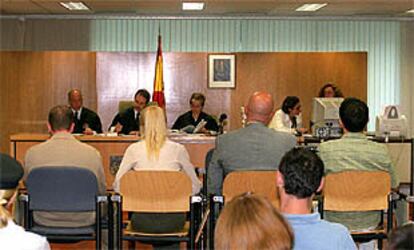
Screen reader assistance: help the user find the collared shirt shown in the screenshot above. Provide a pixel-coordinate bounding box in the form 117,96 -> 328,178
71,107 -> 82,120
319,132 -> 398,230
285,213 -> 356,250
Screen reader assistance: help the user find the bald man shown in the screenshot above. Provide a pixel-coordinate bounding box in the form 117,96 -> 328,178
68,89 -> 102,134
207,91 -> 297,195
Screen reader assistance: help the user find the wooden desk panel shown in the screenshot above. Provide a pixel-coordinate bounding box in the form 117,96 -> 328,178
10,134 -> 215,188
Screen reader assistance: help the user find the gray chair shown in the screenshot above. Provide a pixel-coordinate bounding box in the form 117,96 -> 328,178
20,166 -> 108,250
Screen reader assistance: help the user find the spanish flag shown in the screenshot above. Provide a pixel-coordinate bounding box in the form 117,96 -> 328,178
153,34 -> 165,109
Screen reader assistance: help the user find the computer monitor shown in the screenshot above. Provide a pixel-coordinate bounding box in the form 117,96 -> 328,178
311,97 -> 344,138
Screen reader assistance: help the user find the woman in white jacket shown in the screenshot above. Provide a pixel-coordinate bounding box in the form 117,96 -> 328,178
269,96 -> 306,135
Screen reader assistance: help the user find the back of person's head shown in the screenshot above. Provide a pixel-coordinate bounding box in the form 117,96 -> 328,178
134,89 -> 151,104
387,223 -> 414,250
245,91 -> 275,124
0,154 -> 23,229
48,105 -> 73,131
318,83 -> 344,98
339,97 -> 369,132
278,148 -> 324,199
140,106 -> 167,160
215,193 -> 293,250
190,92 -> 206,107
281,96 -> 300,114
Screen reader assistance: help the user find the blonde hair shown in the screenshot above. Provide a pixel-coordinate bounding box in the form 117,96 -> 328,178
0,206 -> 10,228
140,106 -> 167,160
0,189 -> 15,228
215,193 -> 293,250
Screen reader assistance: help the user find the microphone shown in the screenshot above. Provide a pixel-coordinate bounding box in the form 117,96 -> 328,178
219,113 -> 228,123
218,113 -> 228,134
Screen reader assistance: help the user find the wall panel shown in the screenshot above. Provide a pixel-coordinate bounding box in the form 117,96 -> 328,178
0,18 -> 404,131
0,52 -> 96,153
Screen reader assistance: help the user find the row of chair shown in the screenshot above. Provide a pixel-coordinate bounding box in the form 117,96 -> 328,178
19,167 -> 203,250
18,167 -> 396,250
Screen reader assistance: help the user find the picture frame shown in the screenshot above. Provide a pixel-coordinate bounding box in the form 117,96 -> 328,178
208,54 -> 236,88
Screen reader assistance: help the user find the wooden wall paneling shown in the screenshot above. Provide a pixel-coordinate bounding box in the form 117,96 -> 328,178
0,52 -> 96,154
230,52 -> 367,130
1,51 -> 366,154
96,52 -> 231,130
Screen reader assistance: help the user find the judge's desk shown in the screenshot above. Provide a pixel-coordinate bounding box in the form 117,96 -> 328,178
10,133 -> 215,189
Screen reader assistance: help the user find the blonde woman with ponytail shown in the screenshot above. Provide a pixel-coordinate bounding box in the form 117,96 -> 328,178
113,106 -> 201,239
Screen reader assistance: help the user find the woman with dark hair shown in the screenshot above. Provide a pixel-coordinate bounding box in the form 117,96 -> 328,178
318,83 -> 343,98
269,96 -> 306,135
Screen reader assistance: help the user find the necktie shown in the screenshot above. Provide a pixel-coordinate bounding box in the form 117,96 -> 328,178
74,111 -> 79,121
135,113 -> 139,124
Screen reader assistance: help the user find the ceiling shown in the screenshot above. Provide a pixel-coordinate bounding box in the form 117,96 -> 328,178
0,0 -> 413,18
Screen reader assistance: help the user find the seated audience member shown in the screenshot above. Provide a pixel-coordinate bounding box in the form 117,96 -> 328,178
278,148 -> 356,250
24,105 -> 106,227
387,223 -> 414,250
0,156 -> 50,250
172,92 -> 219,133
215,193 -> 293,250
268,96 -> 306,135
318,83 -> 344,98
207,91 -> 296,195
68,88 -> 103,134
109,89 -> 151,135
113,106 -> 201,237
319,97 -> 398,231
0,153 -> 23,192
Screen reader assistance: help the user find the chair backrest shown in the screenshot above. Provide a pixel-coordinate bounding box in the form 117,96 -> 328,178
119,101 -> 135,113
324,170 -> 391,211
222,171 -> 279,207
26,166 -> 99,212
120,171 -> 192,213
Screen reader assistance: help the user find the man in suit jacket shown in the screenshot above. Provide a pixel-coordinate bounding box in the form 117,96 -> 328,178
207,91 -> 297,195
109,89 -> 151,135
68,89 -> 102,134
24,105 -> 106,227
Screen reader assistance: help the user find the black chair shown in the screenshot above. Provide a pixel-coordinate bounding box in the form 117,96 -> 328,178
20,166 -> 108,250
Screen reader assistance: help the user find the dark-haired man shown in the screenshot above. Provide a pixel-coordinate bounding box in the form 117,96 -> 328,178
319,97 -> 398,231
68,89 -> 102,134
24,105 -> 106,227
110,89 -> 151,135
278,148 -> 356,250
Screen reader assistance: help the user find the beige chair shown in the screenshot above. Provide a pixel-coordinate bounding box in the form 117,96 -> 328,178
222,170 -> 279,206
323,170 -> 394,249
112,171 -> 201,250
209,171 -> 279,247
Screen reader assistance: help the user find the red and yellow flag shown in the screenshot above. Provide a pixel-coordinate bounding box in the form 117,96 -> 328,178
153,34 -> 165,109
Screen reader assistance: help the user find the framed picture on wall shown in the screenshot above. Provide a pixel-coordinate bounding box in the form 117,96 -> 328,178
208,54 -> 236,88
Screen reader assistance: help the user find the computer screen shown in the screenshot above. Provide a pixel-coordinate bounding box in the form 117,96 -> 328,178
311,97 -> 344,123
311,98 -> 344,138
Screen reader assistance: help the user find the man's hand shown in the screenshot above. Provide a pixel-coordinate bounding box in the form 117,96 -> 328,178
114,123 -> 123,133
83,127 -> 94,135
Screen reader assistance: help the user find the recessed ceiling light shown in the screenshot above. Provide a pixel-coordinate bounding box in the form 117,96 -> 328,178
296,3 -> 327,12
407,9 -> 414,14
182,2 -> 205,11
60,2 -> 89,11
